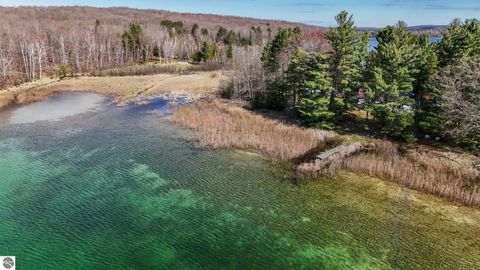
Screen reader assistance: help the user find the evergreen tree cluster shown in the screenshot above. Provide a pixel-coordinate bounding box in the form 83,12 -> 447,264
157,19 -> 266,62
257,11 -> 480,150
192,42 -> 216,62
215,27 -> 252,47
189,24 -> 266,62
122,23 -> 145,61
259,27 -> 302,110
161,20 -> 187,36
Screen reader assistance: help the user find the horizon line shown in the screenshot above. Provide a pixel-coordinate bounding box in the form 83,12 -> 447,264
0,4 -> 457,29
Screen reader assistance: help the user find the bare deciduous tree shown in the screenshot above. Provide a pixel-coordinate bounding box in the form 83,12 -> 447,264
0,6 -> 324,88
434,58 -> 480,149
230,46 -> 265,100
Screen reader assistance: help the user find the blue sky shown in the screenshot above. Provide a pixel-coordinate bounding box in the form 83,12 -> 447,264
2,0 -> 479,27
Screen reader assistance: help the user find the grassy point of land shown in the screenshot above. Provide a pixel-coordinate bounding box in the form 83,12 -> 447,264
0,62 -> 226,110
172,99 -> 337,161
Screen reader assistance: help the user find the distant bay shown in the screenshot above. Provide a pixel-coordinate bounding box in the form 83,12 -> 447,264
368,37 -> 442,51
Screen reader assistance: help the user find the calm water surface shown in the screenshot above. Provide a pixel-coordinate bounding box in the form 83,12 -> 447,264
0,93 -> 479,269
368,37 -> 442,51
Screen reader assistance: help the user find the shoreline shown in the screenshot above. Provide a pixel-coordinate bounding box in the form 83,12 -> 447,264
171,100 -> 480,208
2,75 -> 479,209
0,70 -> 225,111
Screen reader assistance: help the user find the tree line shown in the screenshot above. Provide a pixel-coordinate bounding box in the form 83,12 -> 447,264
230,11 -> 480,152
0,5 -> 328,87
0,15 -> 275,88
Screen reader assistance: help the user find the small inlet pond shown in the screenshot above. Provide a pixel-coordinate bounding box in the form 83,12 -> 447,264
0,92 -> 479,269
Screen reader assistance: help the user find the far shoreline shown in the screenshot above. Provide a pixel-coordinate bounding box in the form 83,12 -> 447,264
0,61 -> 226,112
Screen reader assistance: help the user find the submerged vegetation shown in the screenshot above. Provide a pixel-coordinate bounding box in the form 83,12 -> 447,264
2,97 -> 480,269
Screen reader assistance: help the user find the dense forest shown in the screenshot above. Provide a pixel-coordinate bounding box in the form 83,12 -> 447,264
231,12 -> 479,152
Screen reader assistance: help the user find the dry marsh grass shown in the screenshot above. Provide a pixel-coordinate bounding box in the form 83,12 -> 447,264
33,72 -> 225,97
172,100 -> 336,161
0,91 -> 16,109
0,88 -> 64,111
172,101 -> 480,207
0,77 -> 62,110
90,62 -> 224,77
298,140 -> 480,207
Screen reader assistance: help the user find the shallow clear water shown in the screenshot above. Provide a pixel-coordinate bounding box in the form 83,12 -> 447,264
0,92 -> 105,124
0,93 -> 479,269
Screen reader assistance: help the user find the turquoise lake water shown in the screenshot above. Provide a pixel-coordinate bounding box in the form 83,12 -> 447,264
0,93 -> 479,269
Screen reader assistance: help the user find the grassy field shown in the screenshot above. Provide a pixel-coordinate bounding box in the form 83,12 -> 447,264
90,61 -> 224,77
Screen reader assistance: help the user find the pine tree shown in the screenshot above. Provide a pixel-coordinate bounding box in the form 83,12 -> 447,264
261,27 -> 302,75
284,50 -> 335,129
161,20 -> 185,37
192,42 -> 216,62
122,23 -> 144,60
216,27 -> 228,43
326,11 -> 369,112
191,23 -> 199,41
226,45 -> 233,59
417,19 -> 480,136
298,96 -> 336,129
260,27 -> 302,110
285,50 -> 331,106
429,58 -> 480,151
439,19 -> 480,66
225,30 -> 238,45
366,22 -> 419,142
414,35 -> 440,136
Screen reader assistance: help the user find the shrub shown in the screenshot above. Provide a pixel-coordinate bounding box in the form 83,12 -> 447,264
58,65 -> 71,79
219,81 -> 234,99
192,42 -> 216,62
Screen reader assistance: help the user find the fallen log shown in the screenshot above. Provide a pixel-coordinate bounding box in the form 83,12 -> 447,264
298,142 -> 374,176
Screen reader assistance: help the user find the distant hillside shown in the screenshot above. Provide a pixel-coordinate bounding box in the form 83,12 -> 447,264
0,6 -> 327,88
0,6 -> 324,35
407,25 -> 448,35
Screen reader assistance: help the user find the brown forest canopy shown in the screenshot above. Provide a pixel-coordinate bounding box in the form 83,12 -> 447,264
0,6 -> 323,36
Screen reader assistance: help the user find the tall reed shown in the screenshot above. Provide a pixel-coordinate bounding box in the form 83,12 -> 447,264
171,100 -> 336,161
298,140 -> 480,207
